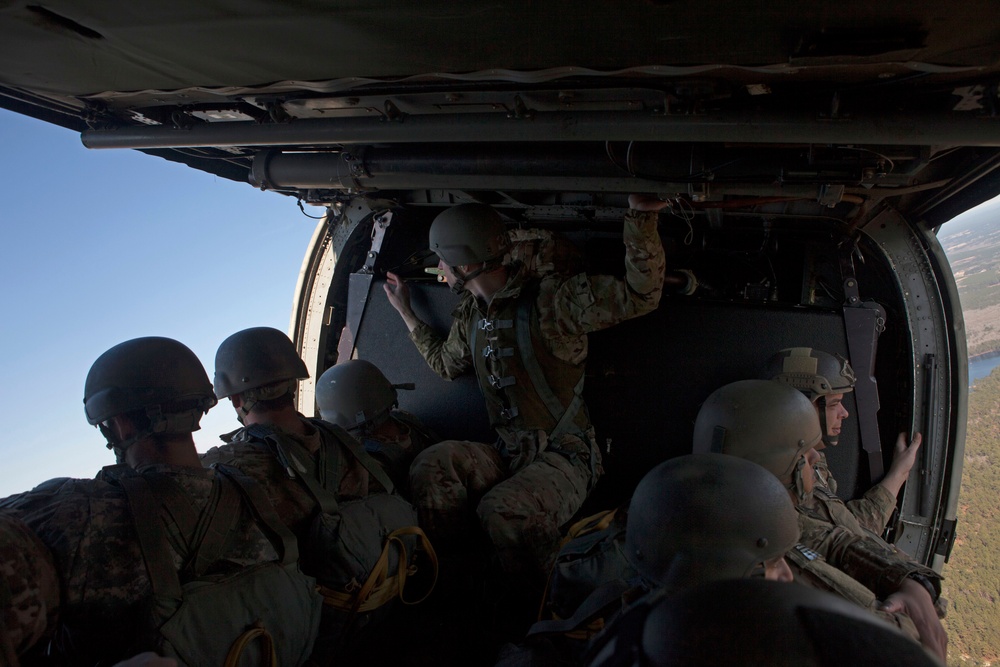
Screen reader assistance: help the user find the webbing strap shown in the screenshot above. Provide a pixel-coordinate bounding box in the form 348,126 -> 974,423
274,437 -> 341,515
515,294 -> 585,440
188,477 -> 241,578
142,475 -> 201,557
315,421 -> 396,495
214,466 -> 299,566
119,475 -> 184,600
527,579 -> 631,637
317,526 -> 438,614
224,623 -> 277,667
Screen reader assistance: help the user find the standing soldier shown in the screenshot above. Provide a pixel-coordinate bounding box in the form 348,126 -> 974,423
0,337 -> 321,667
383,196 -> 666,582
763,346 -> 922,534
315,359 -> 439,495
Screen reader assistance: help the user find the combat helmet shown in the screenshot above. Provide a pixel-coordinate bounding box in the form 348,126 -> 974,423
84,336 -> 216,457
762,347 -> 856,447
593,578 -> 940,667
214,327 -> 308,418
316,359 -> 414,432
692,380 -> 822,503
625,453 -> 799,590
428,203 -> 510,293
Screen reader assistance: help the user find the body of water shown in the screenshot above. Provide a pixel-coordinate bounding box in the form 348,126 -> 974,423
969,354 -> 1000,386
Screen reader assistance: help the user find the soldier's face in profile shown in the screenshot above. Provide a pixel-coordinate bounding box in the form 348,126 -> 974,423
437,259 -> 459,287
823,393 -> 849,440
763,555 -> 794,582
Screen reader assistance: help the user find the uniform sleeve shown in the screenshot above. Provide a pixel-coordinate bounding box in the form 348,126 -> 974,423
543,209 -> 665,339
845,483 -> 897,535
409,316 -> 474,380
797,511 -> 941,601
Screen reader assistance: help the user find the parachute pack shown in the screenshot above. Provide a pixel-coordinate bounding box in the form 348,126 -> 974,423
242,420 -> 437,654
111,464 -> 323,667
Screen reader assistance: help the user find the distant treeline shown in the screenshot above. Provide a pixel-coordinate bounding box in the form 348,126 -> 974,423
941,366 -> 1000,665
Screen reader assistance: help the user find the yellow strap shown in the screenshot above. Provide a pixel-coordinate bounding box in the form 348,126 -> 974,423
561,508 -> 618,546
224,622 -> 278,667
317,526 -> 439,615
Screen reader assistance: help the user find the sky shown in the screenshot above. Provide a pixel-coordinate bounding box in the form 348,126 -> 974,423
0,109 -> 320,497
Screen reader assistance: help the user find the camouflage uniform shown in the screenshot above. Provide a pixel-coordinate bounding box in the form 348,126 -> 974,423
796,509 -> 943,610
785,543 -> 920,643
0,465 -> 279,666
409,209 -> 665,575
814,451 -> 897,535
200,414 -> 389,535
0,513 -> 59,665
357,410 -> 438,495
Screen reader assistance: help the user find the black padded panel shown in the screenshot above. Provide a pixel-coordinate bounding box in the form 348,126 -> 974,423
356,277 -> 493,444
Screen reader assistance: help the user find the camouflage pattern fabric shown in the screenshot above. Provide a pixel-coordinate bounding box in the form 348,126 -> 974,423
410,431 -> 592,577
0,512 -> 59,662
0,465 -> 279,665
796,509 -> 941,603
786,544 -> 921,644
201,414 -> 388,533
358,410 -> 438,495
410,209 -> 664,376
814,451 -> 896,534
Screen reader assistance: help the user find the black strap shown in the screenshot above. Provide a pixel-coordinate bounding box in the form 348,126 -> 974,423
527,580 -> 631,637
188,476 -> 242,577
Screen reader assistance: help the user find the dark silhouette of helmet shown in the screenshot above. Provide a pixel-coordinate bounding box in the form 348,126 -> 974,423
625,454 -> 799,589
429,204 -> 510,267
605,578 -> 940,667
213,327 -> 308,400
762,347 -> 856,401
692,380 -> 822,486
84,336 -> 216,427
316,359 -> 401,430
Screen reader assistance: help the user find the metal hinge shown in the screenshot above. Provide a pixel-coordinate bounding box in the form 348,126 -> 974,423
933,519 -> 958,562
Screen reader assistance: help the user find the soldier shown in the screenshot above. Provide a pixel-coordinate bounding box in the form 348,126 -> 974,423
0,513 -> 59,666
692,379 -> 947,662
582,453 -> 926,666
383,196 -> 666,581
315,359 -> 439,494
586,579 -> 942,667
0,337 -> 321,666
763,346 -> 921,534
203,327 -> 429,661
202,327 -> 395,532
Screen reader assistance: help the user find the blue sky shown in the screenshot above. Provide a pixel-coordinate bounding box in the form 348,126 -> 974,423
0,109 -> 319,497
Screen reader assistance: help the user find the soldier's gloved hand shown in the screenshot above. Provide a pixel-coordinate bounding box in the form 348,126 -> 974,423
879,578 -> 947,662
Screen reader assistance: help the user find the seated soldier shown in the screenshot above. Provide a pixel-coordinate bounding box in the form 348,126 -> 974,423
0,337 -> 321,666
315,359 -> 439,494
692,379 -> 947,662
587,579 -> 942,667
0,513 -> 59,666
202,326 -> 431,661
763,347 -> 921,534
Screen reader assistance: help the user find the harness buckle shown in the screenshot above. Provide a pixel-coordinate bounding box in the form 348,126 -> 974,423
500,407 -> 520,420
488,374 -> 515,390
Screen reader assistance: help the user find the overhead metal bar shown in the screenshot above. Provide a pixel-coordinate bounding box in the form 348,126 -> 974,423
82,111 -> 1000,150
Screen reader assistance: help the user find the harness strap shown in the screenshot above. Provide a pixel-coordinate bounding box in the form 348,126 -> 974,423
214,465 -> 300,566
527,579 -> 631,637
514,293 -> 585,441
188,476 -> 242,578
118,475 -> 185,599
315,420 -> 396,495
